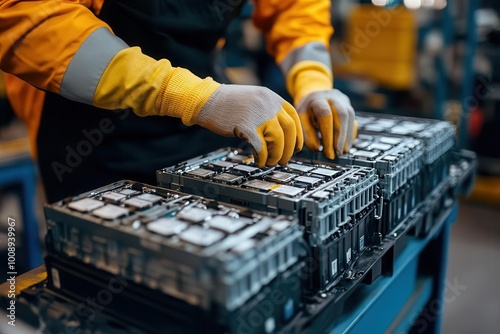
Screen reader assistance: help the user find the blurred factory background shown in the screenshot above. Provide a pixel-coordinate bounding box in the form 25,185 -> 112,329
1,0 -> 499,333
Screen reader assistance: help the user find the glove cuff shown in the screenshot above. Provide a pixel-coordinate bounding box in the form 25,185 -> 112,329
155,68 -> 221,125
286,61 -> 333,106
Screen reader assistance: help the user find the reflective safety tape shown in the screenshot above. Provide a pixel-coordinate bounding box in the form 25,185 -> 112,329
60,27 -> 128,104
280,42 -> 332,76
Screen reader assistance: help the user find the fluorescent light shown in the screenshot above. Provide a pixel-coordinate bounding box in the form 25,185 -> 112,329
372,0 -> 388,6
422,0 -> 435,7
404,0 -> 422,10
434,0 -> 447,10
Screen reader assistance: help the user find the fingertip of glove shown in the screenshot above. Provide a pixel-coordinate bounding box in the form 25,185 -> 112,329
324,149 -> 335,160
278,155 -> 292,166
305,141 -> 320,152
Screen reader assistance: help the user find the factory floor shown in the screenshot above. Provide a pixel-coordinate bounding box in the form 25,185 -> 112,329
442,199 -> 500,334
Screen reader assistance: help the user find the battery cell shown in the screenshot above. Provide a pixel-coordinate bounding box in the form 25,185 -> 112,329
243,180 -> 279,192
270,185 -> 304,197
124,197 -> 153,210
185,168 -> 216,179
379,136 -> 402,145
352,150 -> 380,159
266,171 -> 297,183
213,173 -> 244,184
311,168 -> 341,178
91,204 -> 129,220
119,189 -> 140,196
232,165 -> 260,175
101,192 -> 127,203
354,141 -> 370,149
369,143 -> 393,151
147,218 -> 188,236
294,176 -> 322,187
177,207 -> 212,223
68,198 -> 104,213
287,163 -> 314,173
136,193 -> 162,204
180,226 -> 225,247
208,215 -> 246,233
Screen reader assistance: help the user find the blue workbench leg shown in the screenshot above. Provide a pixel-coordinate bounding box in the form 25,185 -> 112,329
410,205 -> 458,334
21,162 -> 43,269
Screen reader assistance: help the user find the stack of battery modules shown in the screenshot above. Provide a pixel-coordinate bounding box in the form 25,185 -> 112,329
43,181 -> 304,334
354,112 -> 456,236
355,112 -> 456,197
329,134 -> 424,236
157,148 -> 379,292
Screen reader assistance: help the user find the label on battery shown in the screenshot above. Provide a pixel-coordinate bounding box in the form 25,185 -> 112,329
331,259 -> 338,277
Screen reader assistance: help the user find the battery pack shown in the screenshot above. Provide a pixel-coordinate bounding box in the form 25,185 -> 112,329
44,180 -> 302,314
157,148 -> 380,291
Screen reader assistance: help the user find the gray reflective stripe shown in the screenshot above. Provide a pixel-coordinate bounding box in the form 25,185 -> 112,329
60,27 -> 128,104
280,42 -> 332,76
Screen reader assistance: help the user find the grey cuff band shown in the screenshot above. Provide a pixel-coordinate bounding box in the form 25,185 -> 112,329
60,27 -> 128,104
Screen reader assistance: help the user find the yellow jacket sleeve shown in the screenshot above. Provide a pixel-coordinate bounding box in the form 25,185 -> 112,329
253,0 -> 333,64
253,0 -> 334,105
0,0 -> 110,93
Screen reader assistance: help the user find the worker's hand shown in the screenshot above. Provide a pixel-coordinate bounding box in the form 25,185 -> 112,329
296,89 -> 355,160
283,55 -> 356,160
192,85 -> 303,167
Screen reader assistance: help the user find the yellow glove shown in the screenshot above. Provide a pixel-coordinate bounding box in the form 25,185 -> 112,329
287,61 -> 356,160
92,47 -> 303,167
